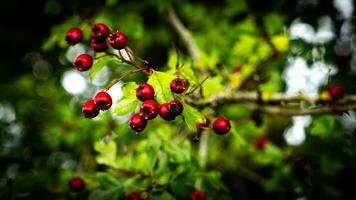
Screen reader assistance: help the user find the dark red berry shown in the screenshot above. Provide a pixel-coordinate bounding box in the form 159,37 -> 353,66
90,23 -> 111,40
191,191 -> 207,200
328,84 -> 344,101
255,135 -> 269,150
94,91 -> 112,111
136,83 -> 155,101
129,113 -> 147,132
68,177 -> 85,193
73,54 -> 93,71
82,99 -> 99,118
91,38 -> 107,52
170,78 -> 186,94
169,99 -> 183,116
139,100 -> 159,120
123,192 -> 140,200
197,115 -> 210,129
159,103 -> 175,121
65,27 -> 83,45
233,65 -> 242,73
109,31 -> 128,49
213,117 -> 231,135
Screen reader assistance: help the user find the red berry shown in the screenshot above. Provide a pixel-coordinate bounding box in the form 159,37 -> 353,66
233,65 -> 242,73
140,100 -> 159,120
197,115 -> 210,129
170,78 -> 186,94
191,191 -> 207,200
136,83 -> 155,101
123,192 -> 140,200
109,32 -> 128,50
255,135 -> 269,150
169,99 -> 183,116
213,117 -> 231,135
94,91 -> 112,111
159,103 -> 175,121
328,84 -> 344,101
73,54 -> 93,71
129,113 -> 147,132
90,38 -> 107,52
65,27 -> 83,45
90,23 -> 111,40
68,177 -> 85,193
82,99 -> 99,118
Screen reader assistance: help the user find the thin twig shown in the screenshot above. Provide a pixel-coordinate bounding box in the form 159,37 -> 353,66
104,68 -> 146,90
186,76 -> 209,95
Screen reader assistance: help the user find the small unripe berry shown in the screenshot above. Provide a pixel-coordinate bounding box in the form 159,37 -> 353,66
90,38 -> 107,52
68,177 -> 85,193
82,99 -> 99,118
73,54 -> 93,71
140,100 -> 159,120
65,27 -> 83,45
197,115 -> 210,129
90,23 -> 111,40
169,99 -> 183,116
109,31 -> 128,49
255,135 -> 269,150
136,83 -> 155,101
328,84 -> 344,101
129,113 -> 147,132
191,191 -> 207,200
213,117 -> 231,135
123,192 -> 140,200
159,103 -> 175,121
170,78 -> 186,94
94,91 -> 112,111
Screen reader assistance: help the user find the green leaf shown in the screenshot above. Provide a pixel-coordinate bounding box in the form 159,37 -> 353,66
147,71 -> 176,104
89,56 -> 122,80
202,76 -> 224,98
94,140 -> 117,167
181,102 -> 205,132
113,82 -> 139,116
121,82 -> 138,97
310,115 -> 336,138
89,186 -> 124,200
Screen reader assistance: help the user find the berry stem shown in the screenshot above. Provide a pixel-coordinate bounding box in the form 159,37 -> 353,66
104,68 -> 147,90
125,47 -> 149,64
186,76 -> 209,95
105,51 -> 150,75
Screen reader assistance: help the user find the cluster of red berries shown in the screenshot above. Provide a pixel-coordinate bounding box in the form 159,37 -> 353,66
82,91 -> 112,118
65,23 -> 128,72
129,79 -> 186,132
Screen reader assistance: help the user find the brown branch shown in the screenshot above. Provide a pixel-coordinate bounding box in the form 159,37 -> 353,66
104,68 -> 146,91
167,6 -> 200,61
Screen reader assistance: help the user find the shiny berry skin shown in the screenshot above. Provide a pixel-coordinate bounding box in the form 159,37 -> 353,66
159,103 -> 175,121
94,91 -> 112,111
197,115 -> 210,129
191,191 -> 207,200
170,78 -> 186,94
140,100 -> 159,120
213,117 -> 231,135
91,38 -> 107,52
169,99 -> 183,116
68,177 -> 85,193
136,83 -> 155,101
90,23 -> 111,40
123,192 -> 140,200
65,27 -> 83,45
328,84 -> 344,101
73,54 -> 93,71
109,32 -> 128,50
82,99 -> 99,118
255,135 -> 269,150
129,113 -> 147,132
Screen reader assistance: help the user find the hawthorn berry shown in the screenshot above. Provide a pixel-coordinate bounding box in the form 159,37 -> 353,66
328,84 -> 344,101
197,115 -> 210,129
129,113 -> 147,132
109,31 -> 128,50
136,83 -> 155,101
94,91 -> 112,111
65,27 -> 83,45
140,100 -> 159,120
73,54 -> 93,71
68,177 -> 85,193
169,99 -> 183,116
159,103 -> 175,121
191,191 -> 207,200
255,135 -> 269,150
213,117 -> 231,135
170,78 -> 186,94
90,23 -> 111,40
82,99 -> 99,118
122,192 -> 140,200
91,38 -> 107,52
